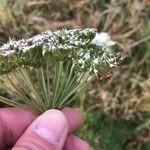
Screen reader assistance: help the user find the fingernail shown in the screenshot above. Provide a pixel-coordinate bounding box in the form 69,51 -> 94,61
34,110 -> 67,144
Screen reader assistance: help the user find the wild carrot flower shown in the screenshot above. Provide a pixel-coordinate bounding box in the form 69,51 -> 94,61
0,28 -> 123,113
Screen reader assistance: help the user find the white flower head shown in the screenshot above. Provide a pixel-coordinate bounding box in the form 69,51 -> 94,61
91,32 -> 116,47
0,28 -> 122,76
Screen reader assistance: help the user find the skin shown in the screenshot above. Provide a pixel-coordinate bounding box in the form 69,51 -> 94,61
0,107 -> 89,150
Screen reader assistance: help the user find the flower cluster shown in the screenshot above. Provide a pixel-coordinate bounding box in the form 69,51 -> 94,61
0,28 -> 95,57
73,32 -> 118,74
0,28 -> 120,75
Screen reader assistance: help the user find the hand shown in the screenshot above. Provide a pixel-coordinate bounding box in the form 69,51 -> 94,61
0,107 -> 89,150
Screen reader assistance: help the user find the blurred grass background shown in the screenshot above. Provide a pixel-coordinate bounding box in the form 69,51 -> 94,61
0,0 -> 150,149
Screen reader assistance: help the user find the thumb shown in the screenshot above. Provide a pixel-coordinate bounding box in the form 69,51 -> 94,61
12,109 -> 68,150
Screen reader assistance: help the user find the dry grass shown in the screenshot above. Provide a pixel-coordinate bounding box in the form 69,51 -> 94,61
96,62 -> 150,120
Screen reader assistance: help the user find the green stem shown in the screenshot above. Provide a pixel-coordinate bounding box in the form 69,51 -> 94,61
52,61 -> 63,107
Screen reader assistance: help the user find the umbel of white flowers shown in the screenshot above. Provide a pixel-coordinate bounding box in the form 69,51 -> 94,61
0,28 -> 119,75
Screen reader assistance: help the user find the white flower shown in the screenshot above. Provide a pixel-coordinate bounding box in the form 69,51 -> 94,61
108,58 -> 115,63
93,58 -> 99,64
1,50 -> 15,57
84,52 -> 90,59
81,64 -> 85,69
93,67 -> 98,74
78,59 -> 85,64
74,41 -> 80,45
32,35 -> 43,44
109,63 -> 114,67
9,38 -> 15,46
61,35 -> 66,40
21,45 -> 36,53
77,49 -> 84,56
91,32 -> 116,47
